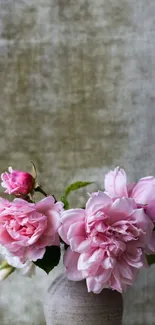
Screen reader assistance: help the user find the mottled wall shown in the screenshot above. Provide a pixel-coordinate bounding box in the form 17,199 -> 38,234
0,1 -> 155,324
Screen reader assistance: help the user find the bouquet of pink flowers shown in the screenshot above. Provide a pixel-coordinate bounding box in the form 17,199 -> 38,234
0,164 -> 155,294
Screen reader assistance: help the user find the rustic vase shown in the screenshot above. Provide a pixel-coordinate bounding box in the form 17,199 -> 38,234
43,273 -> 123,325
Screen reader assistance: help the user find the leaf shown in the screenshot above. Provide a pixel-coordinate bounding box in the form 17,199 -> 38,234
61,181 -> 93,209
60,196 -> 69,210
146,254 -> 155,266
34,246 -> 61,274
0,260 -> 10,270
64,181 -> 93,197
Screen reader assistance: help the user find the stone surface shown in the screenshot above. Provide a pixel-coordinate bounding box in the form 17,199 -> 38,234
44,273 -> 123,325
0,0 -> 155,324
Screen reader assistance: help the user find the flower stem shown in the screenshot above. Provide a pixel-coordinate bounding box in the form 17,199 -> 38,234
35,186 -> 48,197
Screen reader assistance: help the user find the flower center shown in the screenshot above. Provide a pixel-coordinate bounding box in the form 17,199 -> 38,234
86,217 -> 126,258
7,215 -> 36,237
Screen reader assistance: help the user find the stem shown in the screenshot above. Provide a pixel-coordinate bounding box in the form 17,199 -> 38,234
35,186 -> 57,202
35,186 -> 48,197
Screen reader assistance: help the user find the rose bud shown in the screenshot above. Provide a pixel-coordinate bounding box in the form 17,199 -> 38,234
1,167 -> 35,196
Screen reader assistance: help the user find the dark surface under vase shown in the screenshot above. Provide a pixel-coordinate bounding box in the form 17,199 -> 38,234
43,273 -> 123,325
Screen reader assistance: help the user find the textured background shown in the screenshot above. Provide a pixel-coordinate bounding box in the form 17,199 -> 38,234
0,0 -> 155,324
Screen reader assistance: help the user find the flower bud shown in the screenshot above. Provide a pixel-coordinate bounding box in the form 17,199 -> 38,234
1,167 -> 35,196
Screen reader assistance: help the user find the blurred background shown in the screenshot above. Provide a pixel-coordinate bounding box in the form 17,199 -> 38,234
0,0 -> 155,324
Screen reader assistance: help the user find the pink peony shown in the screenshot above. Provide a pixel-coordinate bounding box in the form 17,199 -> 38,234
59,191 -> 153,293
0,196 -> 63,263
105,166 -> 155,205
1,167 -> 35,196
104,167 -> 155,253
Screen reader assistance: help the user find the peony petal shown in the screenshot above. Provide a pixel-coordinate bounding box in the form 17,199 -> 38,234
146,199 -> 155,223
64,248 -> 85,281
88,248 -> 104,264
36,234 -> 57,248
61,209 -> 85,224
95,267 -> 112,283
117,260 -> 133,280
67,221 -> 86,240
109,271 -> 123,293
86,191 -> 112,215
123,252 -> 143,268
78,251 -> 93,270
58,224 -> 70,245
131,208 -> 153,245
102,256 -> 116,269
77,249 -> 104,274
43,210 -> 61,236
86,276 -> 107,293
36,196 -> 55,213
26,246 -> 46,261
104,167 -> 128,198
131,176 -> 155,205
70,237 -> 91,253
59,209 -> 86,245
108,198 -> 136,223
0,228 -> 13,245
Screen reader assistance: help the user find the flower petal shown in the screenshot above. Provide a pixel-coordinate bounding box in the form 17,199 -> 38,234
104,167 -> 128,198
64,248 -> 85,281
61,209 -> 85,224
131,176 -> 155,205
86,191 -> 112,215
36,196 -> 55,213
108,198 -> 136,223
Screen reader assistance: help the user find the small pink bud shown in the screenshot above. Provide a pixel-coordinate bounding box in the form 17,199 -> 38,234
1,167 -> 35,196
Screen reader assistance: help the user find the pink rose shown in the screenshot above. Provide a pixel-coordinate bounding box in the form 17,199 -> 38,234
1,167 -> 35,195
59,192 -> 153,293
0,196 -> 63,263
105,167 -> 155,205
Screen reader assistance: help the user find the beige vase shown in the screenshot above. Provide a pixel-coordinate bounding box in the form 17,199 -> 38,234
43,273 -> 123,325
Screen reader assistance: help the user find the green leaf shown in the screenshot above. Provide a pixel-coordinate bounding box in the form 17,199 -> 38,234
34,246 -> 60,274
63,181 -> 93,197
61,181 -> 93,209
60,196 -> 69,210
146,254 -> 155,266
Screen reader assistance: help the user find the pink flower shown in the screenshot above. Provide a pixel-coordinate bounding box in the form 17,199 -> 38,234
0,244 -> 36,276
0,196 -> 63,263
131,176 -> 155,205
59,192 -> 153,293
104,167 -> 128,198
1,167 -> 35,195
105,166 -> 155,205
104,167 -> 155,252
